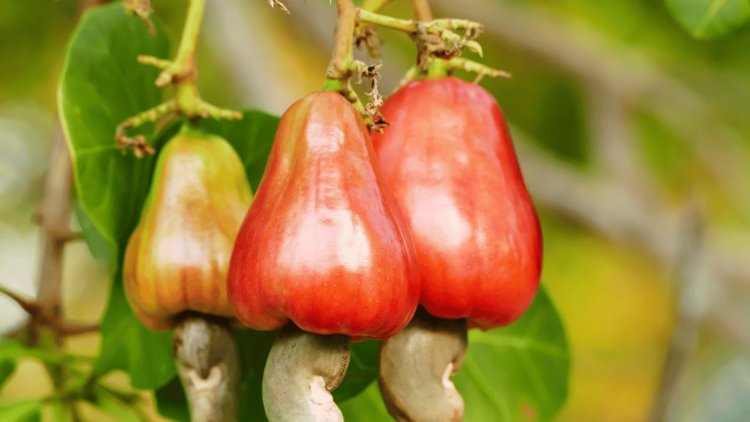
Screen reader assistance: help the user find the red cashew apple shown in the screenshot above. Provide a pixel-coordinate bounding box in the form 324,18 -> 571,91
372,77 -> 542,329
227,91 -> 419,339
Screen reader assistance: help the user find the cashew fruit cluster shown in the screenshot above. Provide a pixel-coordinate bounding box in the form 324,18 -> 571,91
122,77 -> 541,422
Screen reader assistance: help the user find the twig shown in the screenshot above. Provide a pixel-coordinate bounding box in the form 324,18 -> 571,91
0,284 -> 99,338
0,285 -> 38,315
326,0 -> 358,81
31,131 -> 73,347
117,0 -> 241,155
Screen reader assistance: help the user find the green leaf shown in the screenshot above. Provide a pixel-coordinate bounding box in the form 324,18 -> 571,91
0,400 -> 42,422
455,287 -> 569,421
155,377 -> 190,422
0,359 -> 15,389
0,339 -> 88,367
94,274 -> 175,389
340,383 -> 391,421
195,111 -> 280,190
90,385 -> 142,422
234,329 -> 277,422
58,3 -> 177,389
665,0 -> 750,39
59,2 -> 169,258
0,340 -> 19,389
334,340 -> 380,402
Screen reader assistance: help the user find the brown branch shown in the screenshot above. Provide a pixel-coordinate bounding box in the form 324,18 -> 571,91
326,0 -> 358,81
0,284 -> 99,338
0,285 -> 39,315
30,131 -> 73,347
52,321 -> 100,337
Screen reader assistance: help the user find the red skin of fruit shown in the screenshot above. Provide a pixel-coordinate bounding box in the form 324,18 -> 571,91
228,91 -> 419,339
372,77 -> 542,330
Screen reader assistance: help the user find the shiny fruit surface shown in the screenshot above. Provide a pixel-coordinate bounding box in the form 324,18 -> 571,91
372,77 -> 542,329
228,92 -> 419,339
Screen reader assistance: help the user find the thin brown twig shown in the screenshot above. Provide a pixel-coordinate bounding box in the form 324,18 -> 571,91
31,131 -> 73,347
0,285 -> 38,315
326,0 -> 358,80
0,284 -> 99,338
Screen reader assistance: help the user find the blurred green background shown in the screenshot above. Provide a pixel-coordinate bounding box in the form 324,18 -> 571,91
2,0 -> 750,420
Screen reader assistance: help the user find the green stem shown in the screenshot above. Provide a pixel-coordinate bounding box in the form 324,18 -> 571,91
117,0 -> 240,150
173,0 -> 206,76
175,83 -> 202,115
427,58 -> 448,78
171,0 -> 206,111
358,10 -> 482,39
359,10 -> 416,32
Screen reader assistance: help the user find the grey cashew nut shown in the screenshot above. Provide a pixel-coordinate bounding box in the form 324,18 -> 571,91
263,325 -> 351,422
173,315 -> 239,422
379,311 -> 468,422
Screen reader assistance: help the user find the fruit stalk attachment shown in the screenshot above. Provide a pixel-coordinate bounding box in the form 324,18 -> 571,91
323,0 -> 386,130
116,0 -> 241,156
174,316 -> 239,422
263,326 -> 350,422
380,311 -> 468,422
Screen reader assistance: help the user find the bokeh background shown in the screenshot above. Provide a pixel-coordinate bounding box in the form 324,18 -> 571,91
2,0 -> 750,420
